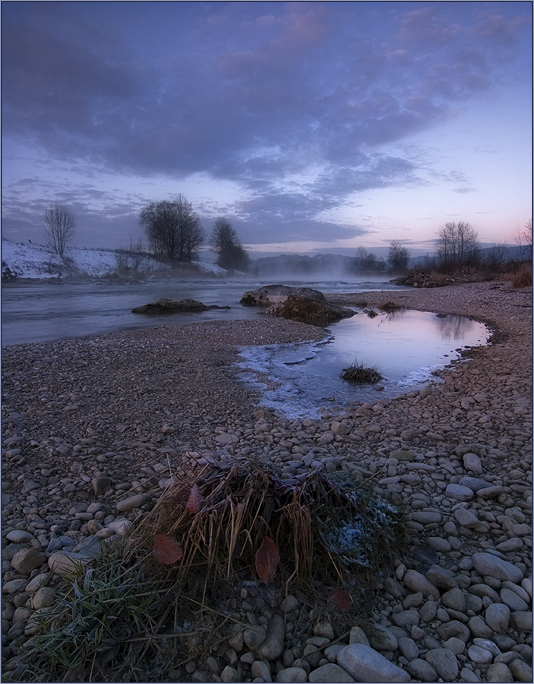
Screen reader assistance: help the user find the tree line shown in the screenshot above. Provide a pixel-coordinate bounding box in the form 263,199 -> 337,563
42,196 -> 250,272
41,199 -> 531,276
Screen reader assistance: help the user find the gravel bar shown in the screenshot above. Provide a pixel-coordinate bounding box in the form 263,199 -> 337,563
2,281 -> 532,683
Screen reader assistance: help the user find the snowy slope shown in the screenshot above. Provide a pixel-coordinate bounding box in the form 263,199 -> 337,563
1,239 -> 229,279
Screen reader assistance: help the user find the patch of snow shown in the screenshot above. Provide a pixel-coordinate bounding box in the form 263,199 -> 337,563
1,239 -> 232,279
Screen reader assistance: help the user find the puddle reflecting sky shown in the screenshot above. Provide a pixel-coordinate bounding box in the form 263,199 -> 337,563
237,309 -> 490,418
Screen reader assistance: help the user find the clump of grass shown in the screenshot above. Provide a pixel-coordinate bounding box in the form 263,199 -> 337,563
379,301 -> 402,313
15,540 -> 177,683
341,361 -> 382,384
14,463 -> 407,682
511,262 -> 532,288
364,308 -> 378,318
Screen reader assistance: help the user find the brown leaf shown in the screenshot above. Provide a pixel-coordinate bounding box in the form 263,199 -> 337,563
186,484 -> 205,515
255,536 -> 280,585
153,534 -> 183,565
328,588 -> 352,612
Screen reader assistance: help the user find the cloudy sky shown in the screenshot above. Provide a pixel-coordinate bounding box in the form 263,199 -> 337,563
2,1 -> 532,258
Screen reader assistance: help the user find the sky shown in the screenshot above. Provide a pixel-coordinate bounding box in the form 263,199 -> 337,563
2,1 -> 532,260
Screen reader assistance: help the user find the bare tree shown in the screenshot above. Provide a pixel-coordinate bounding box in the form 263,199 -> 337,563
44,203 -> 75,258
437,221 -> 479,272
210,218 -> 249,271
139,195 -> 204,262
388,241 -> 411,272
115,239 -> 148,273
353,246 -> 381,273
485,242 -> 510,271
515,219 -> 533,261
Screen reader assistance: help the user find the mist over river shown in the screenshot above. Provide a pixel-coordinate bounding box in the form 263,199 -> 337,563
1,277 -> 490,416
1,277 -> 404,346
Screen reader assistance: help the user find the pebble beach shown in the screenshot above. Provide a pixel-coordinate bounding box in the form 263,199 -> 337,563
2,280 -> 532,682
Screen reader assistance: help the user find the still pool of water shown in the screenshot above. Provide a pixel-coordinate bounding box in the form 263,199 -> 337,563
237,308 -> 490,417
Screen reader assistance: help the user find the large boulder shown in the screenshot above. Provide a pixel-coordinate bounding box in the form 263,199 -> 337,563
268,294 -> 354,327
132,298 -> 229,314
240,285 -> 327,307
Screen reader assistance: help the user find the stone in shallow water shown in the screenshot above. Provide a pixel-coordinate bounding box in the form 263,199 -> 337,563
337,644 -> 410,682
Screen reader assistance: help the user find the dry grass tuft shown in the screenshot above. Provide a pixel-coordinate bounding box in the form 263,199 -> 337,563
341,361 -> 382,384
13,463 -> 407,682
511,262 -> 533,288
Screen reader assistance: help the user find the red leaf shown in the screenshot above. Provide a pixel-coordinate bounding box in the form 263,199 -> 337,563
328,588 -> 352,612
186,484 -> 205,515
255,537 -> 280,584
153,534 -> 183,565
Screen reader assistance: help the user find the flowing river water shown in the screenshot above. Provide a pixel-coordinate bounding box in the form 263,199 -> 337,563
1,277 -> 490,416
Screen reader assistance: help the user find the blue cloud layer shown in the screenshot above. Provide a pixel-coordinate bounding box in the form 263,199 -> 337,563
2,1 -> 531,246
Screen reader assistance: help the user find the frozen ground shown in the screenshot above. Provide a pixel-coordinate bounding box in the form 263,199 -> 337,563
1,238 -> 228,279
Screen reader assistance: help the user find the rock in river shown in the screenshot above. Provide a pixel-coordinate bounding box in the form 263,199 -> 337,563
132,298 -> 229,314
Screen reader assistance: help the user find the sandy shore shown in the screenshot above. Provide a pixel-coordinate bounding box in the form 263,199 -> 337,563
2,280 -> 532,682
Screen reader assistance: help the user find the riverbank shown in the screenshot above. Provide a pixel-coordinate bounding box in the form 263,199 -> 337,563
2,281 -> 532,682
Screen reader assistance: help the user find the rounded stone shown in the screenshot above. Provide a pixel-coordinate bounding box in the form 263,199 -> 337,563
276,667 -> 308,683
408,658 -> 437,682
31,587 -> 56,609
486,663 -> 513,682
424,648 -> 459,682
392,609 -> 419,628
468,644 -> 493,664
10,548 -> 47,574
462,453 -> 483,474
500,587 -> 529,611
510,610 -> 533,632
308,663 -> 356,682
6,531 -> 34,544
468,615 -> 493,639
115,494 -> 147,512
441,588 -> 466,613
403,569 -> 440,600
280,595 -> 299,613
337,644 -> 410,682
365,624 -> 398,651
442,637 -> 465,654
485,603 -> 510,632
471,553 -> 524,584
446,484 -> 474,501
397,637 -> 419,661
509,658 -> 534,682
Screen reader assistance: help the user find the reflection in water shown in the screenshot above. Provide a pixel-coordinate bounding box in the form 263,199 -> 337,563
237,308 -> 490,418
435,314 -> 478,341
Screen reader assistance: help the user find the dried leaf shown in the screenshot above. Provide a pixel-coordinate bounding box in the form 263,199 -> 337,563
186,484 -> 205,515
153,534 -> 183,565
328,588 -> 352,612
255,537 -> 280,584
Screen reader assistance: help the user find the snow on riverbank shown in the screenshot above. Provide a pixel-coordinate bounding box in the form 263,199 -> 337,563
1,239 -> 229,280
